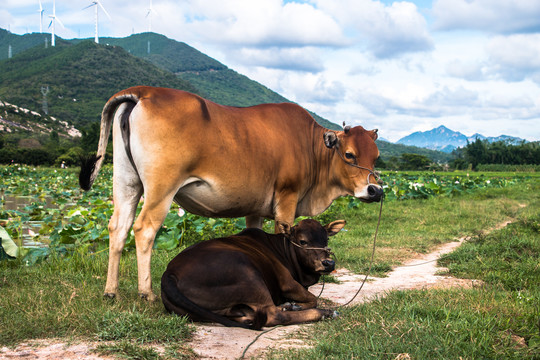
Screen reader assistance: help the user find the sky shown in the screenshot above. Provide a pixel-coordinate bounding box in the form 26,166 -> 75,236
2,0 -> 540,142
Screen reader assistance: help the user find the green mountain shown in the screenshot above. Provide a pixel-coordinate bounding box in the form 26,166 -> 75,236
1,29 -> 454,164
1,29 -> 339,130
99,33 -> 227,73
377,140 -> 454,163
0,39 -> 197,129
100,33 -> 336,128
0,30 -> 70,61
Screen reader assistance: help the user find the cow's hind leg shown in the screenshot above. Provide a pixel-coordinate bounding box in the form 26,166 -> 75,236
104,179 -> 142,299
133,187 -> 177,301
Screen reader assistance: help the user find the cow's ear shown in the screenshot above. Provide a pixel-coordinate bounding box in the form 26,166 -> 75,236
369,129 -> 379,141
325,220 -> 346,236
324,131 -> 338,149
277,222 -> 291,235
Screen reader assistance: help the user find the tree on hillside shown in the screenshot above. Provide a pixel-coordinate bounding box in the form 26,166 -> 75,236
399,153 -> 431,170
465,138 -> 488,168
451,139 -> 539,170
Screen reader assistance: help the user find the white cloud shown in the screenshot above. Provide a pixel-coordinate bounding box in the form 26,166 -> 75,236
185,0 -> 345,48
445,60 -> 485,81
485,34 -> 540,83
225,46 -> 324,72
2,0 -> 540,142
261,71 -> 346,105
314,0 -> 433,58
424,86 -> 479,108
432,0 -> 540,34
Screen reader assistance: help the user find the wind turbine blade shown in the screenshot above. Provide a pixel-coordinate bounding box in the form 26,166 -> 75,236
98,1 -> 113,20
48,20 -> 53,28
39,0 -> 43,11
56,16 -> 65,29
82,3 -> 95,10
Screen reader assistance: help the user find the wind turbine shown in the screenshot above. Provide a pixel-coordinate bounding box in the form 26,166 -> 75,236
48,0 -> 65,47
146,0 -> 156,33
38,0 -> 44,33
84,0 -> 112,44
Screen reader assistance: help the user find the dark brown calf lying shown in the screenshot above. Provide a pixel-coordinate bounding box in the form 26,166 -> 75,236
161,219 -> 345,330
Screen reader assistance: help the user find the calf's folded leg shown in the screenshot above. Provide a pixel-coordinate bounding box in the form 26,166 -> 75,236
264,305 -> 336,326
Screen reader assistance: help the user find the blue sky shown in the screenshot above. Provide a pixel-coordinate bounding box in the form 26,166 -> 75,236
2,0 -> 540,142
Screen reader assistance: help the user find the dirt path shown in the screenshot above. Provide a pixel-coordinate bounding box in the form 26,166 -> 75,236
189,235 -> 476,359
1,221 -> 512,360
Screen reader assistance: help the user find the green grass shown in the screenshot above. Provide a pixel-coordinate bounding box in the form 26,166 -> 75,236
267,287 -> 538,359
316,178 -> 537,276
266,180 -> 540,360
1,175 -> 538,358
0,250 -> 193,347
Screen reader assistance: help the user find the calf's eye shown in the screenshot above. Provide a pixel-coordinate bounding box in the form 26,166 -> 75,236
300,240 -> 307,245
345,152 -> 355,160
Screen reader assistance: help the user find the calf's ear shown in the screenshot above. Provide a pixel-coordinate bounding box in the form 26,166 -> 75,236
369,129 -> 379,141
277,221 -> 292,235
325,220 -> 346,236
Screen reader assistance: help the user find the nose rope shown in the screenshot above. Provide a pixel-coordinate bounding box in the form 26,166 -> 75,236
286,239 -> 334,257
240,203 -> 383,359
339,194 -> 383,306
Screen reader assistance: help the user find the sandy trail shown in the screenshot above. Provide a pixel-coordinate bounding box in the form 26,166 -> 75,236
2,222 -> 512,360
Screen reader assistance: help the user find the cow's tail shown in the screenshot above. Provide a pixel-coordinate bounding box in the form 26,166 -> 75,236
161,272 -> 267,330
79,92 -> 140,191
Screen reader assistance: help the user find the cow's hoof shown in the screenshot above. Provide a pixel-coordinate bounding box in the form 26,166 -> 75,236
103,293 -> 117,300
321,309 -> 339,319
281,302 -> 302,311
139,292 -> 157,302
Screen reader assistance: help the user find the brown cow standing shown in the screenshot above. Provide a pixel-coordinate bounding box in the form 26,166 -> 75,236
161,219 -> 345,329
79,86 -> 382,301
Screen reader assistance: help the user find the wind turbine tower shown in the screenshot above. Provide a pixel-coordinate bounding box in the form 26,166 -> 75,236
84,0 -> 112,44
146,0 -> 155,33
48,0 -> 65,47
38,0 -> 44,33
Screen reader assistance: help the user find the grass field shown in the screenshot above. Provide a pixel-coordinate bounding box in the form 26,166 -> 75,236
0,169 -> 539,359
267,184 -> 540,359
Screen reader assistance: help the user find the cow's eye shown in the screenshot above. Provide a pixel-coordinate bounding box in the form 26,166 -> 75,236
345,152 -> 355,160
299,240 -> 308,245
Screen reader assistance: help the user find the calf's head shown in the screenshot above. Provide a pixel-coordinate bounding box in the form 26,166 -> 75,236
280,219 -> 346,275
324,125 -> 383,203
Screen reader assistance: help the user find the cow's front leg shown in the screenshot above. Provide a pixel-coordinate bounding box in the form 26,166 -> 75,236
245,215 -> 263,229
273,191 -> 298,233
274,268 -> 320,310
265,305 -> 337,326
280,302 -> 302,311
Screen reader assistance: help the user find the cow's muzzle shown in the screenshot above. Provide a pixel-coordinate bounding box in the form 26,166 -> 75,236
367,184 -> 384,202
322,259 -> 335,273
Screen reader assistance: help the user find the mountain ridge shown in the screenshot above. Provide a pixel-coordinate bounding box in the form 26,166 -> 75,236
397,125 -> 525,153
0,29 -> 339,130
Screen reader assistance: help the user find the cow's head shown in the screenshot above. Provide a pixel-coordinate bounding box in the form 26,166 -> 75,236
324,125 -> 383,203
280,219 -> 346,280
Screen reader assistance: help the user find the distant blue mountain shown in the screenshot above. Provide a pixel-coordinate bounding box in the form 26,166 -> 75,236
396,125 -> 525,153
